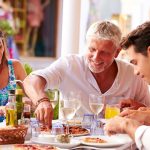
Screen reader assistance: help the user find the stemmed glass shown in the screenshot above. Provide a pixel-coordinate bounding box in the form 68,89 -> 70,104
89,94 -> 104,135
49,90 -> 59,109
68,92 -> 81,125
61,98 -> 76,134
89,94 -> 104,120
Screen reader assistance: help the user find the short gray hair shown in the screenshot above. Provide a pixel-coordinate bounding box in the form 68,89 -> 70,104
86,21 -> 122,47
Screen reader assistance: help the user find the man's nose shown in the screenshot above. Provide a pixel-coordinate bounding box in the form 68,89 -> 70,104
93,51 -> 101,61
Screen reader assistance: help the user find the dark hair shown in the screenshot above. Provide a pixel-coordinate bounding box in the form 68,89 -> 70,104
120,21 -> 150,56
0,29 -> 8,62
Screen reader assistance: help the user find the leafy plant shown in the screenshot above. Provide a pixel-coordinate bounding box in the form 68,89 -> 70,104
24,63 -> 33,75
0,20 -> 15,36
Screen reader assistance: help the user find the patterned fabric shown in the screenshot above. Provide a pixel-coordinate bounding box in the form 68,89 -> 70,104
0,60 -> 16,106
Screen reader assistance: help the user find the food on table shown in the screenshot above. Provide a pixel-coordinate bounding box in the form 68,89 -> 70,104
40,125 -> 50,132
83,137 -> 107,143
67,120 -> 81,125
63,125 -> 89,135
56,134 -> 72,143
14,144 -> 58,150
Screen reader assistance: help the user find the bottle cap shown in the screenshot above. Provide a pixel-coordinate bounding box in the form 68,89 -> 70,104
8,90 -> 15,95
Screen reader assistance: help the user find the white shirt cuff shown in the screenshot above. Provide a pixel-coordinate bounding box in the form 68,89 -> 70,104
135,125 -> 149,150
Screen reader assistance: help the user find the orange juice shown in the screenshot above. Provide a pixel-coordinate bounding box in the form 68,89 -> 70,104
105,105 -> 120,119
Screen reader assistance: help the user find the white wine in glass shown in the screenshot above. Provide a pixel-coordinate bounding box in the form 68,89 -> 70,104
61,99 -> 76,134
61,107 -> 76,120
89,103 -> 104,115
89,94 -> 104,119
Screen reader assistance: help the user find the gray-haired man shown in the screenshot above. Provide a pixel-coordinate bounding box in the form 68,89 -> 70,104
23,21 -> 150,127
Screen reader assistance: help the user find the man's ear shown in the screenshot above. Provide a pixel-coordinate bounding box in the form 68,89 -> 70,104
147,46 -> 150,57
115,47 -> 122,58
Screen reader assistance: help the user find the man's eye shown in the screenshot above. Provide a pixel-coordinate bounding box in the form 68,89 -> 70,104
89,48 -> 96,52
130,60 -> 137,65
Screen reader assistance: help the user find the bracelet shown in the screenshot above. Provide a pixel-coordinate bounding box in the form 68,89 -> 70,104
36,97 -> 51,107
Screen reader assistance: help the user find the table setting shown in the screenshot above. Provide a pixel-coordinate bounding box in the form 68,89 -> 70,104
0,93 -> 136,150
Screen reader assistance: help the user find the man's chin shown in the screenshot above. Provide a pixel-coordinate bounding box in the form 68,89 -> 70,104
89,66 -> 104,73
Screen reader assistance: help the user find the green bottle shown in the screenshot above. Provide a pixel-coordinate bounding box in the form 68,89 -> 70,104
15,89 -> 24,121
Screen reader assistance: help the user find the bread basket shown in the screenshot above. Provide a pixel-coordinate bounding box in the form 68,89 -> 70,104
0,125 -> 28,144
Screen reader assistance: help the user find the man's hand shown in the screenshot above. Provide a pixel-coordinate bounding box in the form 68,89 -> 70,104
138,107 -> 150,111
120,109 -> 150,125
35,101 -> 53,128
104,116 -> 141,139
119,99 -> 145,110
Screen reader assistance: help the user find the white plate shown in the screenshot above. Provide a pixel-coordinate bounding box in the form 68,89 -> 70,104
31,137 -> 80,149
80,134 -> 133,148
73,130 -> 90,137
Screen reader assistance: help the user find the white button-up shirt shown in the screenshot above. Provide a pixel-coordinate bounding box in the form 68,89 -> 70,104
32,54 -> 150,116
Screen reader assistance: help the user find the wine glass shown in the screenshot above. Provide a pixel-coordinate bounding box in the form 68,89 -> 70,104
89,94 -> 104,120
61,99 -> 76,134
68,92 -> 81,125
89,94 -> 104,135
49,90 -> 59,109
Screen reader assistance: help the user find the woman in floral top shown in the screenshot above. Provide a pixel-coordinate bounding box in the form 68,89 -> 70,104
0,30 -> 27,106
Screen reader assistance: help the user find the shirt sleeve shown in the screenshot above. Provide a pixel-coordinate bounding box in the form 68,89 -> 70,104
135,125 -> 150,150
31,57 -> 69,90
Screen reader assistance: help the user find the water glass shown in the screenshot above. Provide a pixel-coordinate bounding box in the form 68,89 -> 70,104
51,123 -> 64,135
30,118 -> 41,137
90,120 -> 104,135
82,114 -> 94,129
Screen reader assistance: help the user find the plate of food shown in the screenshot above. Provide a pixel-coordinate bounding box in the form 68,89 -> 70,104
63,125 -> 90,136
14,144 -> 60,150
31,136 -> 80,149
80,134 -> 133,148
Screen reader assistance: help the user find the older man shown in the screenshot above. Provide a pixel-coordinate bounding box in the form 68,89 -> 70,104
23,21 -> 150,127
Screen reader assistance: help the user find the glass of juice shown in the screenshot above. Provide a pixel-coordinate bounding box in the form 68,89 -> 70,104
105,104 -> 120,119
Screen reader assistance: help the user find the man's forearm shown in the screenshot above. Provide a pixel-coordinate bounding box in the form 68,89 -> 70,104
23,74 -> 48,105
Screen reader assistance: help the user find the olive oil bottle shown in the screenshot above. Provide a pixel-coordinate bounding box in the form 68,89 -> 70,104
6,90 -> 17,126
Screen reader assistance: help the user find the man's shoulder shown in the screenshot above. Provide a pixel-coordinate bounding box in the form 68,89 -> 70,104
116,58 -> 134,71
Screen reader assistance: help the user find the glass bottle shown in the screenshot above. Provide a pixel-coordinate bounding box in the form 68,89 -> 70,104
15,89 -> 24,121
6,90 -> 17,126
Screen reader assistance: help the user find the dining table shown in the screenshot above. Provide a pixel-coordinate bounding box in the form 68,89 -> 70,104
0,119 -> 137,150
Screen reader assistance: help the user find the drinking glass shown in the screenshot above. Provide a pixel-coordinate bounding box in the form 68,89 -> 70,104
61,99 -> 76,134
105,104 -> 120,119
47,89 -> 59,109
89,94 -> 104,135
89,94 -> 104,120
23,104 -> 31,119
68,91 -> 81,125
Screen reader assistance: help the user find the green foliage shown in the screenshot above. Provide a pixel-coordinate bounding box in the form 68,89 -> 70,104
47,89 -> 59,120
24,63 -> 33,75
0,20 -> 14,36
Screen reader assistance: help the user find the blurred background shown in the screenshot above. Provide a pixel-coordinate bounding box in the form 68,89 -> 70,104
1,0 -> 150,69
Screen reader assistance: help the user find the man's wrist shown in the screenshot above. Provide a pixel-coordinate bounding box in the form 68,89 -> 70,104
36,97 -> 51,107
124,119 -> 141,139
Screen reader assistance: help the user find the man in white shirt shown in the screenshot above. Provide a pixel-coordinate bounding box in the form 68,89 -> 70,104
23,21 -> 150,127
105,21 -> 150,150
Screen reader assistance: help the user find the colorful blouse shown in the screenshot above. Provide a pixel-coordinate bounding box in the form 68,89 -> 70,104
0,60 -> 16,106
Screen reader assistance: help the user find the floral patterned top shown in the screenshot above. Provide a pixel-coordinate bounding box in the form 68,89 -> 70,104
0,60 -> 16,106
